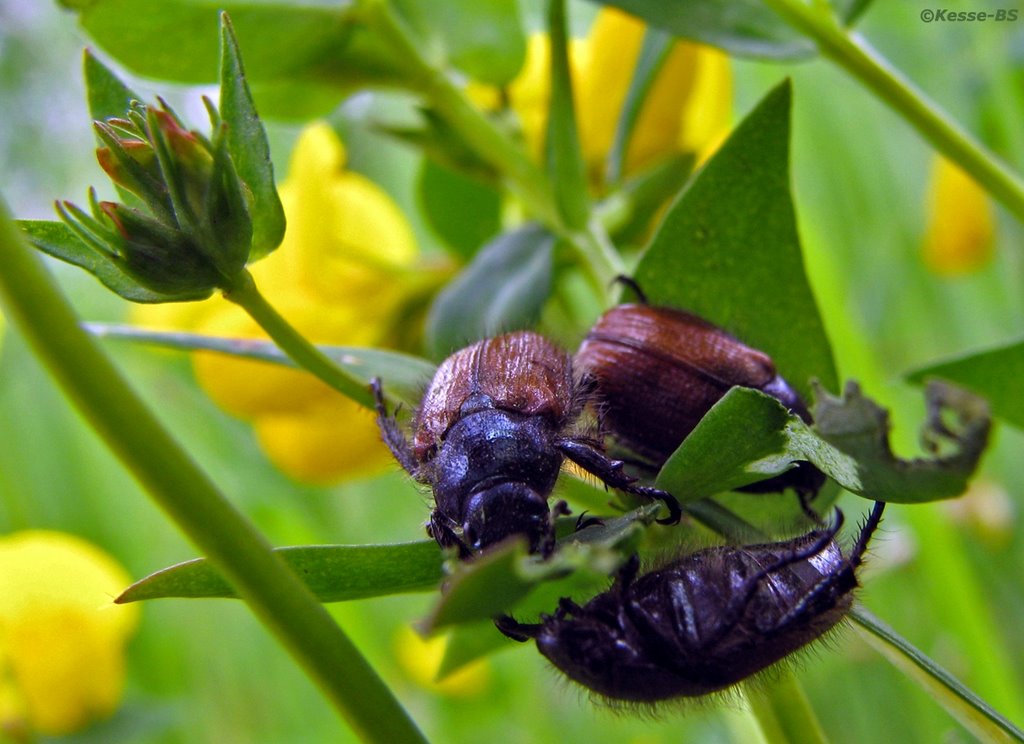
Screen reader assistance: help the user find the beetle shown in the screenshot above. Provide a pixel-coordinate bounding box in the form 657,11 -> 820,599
575,280 -> 825,500
496,501 -> 885,703
372,330 -> 681,557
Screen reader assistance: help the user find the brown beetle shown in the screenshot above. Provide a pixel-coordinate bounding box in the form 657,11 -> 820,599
575,284 -> 824,499
497,501 -> 884,703
373,331 -> 681,557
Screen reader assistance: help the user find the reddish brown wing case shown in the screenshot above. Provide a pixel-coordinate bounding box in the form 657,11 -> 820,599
576,304 -> 779,462
413,331 -> 575,459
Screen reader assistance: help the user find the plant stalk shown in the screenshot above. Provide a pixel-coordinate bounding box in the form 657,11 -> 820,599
221,269 -> 374,408
764,0 -> 1024,221
0,200 -> 425,744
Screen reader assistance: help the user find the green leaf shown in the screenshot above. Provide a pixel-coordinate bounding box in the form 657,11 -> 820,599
83,49 -> 139,121
544,0 -> 589,229
599,152 -> 695,244
906,339 -> 1024,430
851,607 -> 1024,744
605,27 -> 674,185
635,80 -> 838,401
655,387 -> 798,503
809,380 -> 991,503
393,0 -> 526,85
85,323 -> 436,407
219,12 -> 285,259
18,220 -> 209,303
421,505 -> 658,632
656,381 -> 991,505
583,0 -> 815,60
426,224 -> 554,359
417,159 -> 501,260
83,50 -> 148,209
117,541 -> 443,603
76,1 -> 408,117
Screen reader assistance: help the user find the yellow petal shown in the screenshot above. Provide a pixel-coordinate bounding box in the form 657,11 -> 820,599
677,45 -> 732,164
393,625 -> 491,698
0,531 -> 137,736
922,156 -> 995,276
254,395 -> 393,484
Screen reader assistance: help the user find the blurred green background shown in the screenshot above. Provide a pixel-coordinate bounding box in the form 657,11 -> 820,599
1,1 -> 1023,742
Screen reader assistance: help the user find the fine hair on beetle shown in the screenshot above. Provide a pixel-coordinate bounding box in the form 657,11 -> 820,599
496,501 -> 885,709
372,330 -> 681,559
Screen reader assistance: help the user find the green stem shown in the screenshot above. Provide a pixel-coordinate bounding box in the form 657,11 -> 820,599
0,200 -> 425,744
358,0 -> 624,296
744,672 -> 830,744
764,0 -> 1024,221
222,269 -> 374,409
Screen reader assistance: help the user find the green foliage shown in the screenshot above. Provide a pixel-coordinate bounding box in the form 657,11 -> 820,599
4,0 -> 1024,741
118,541 -> 443,603
907,339 -> 1024,430
636,81 -> 837,401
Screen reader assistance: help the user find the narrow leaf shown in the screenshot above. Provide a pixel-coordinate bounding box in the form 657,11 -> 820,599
83,51 -> 148,209
18,220 -> 207,303
852,607 -> 1024,744
426,224 -> 554,359
219,12 -> 285,259
545,0 -> 590,229
85,323 -> 436,407
117,542 -> 443,603
605,28 -> 674,185
583,0 -> 815,59
906,338 -> 1024,430
635,80 -> 838,401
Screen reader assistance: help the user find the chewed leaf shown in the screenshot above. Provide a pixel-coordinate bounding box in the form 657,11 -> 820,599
906,338 -> 1024,431
808,380 -> 991,502
655,381 -> 990,505
117,541 -> 443,603
85,323 -> 435,407
420,505 -> 660,633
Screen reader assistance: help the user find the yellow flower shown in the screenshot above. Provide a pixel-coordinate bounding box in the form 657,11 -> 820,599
393,625 -> 491,698
135,122 -> 419,484
473,8 -> 732,188
922,156 -> 995,275
0,531 -> 138,737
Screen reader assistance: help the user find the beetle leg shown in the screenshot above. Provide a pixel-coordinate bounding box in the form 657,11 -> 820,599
698,512 -> 847,649
370,377 -> 420,476
428,511 -> 472,559
555,438 -> 682,525
494,615 -> 541,642
849,501 -> 885,569
557,597 -> 584,616
612,554 -> 641,594
574,511 -> 605,531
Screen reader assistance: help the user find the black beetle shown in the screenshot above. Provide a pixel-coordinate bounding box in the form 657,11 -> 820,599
373,331 -> 681,557
575,280 -> 825,500
497,501 -> 884,702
